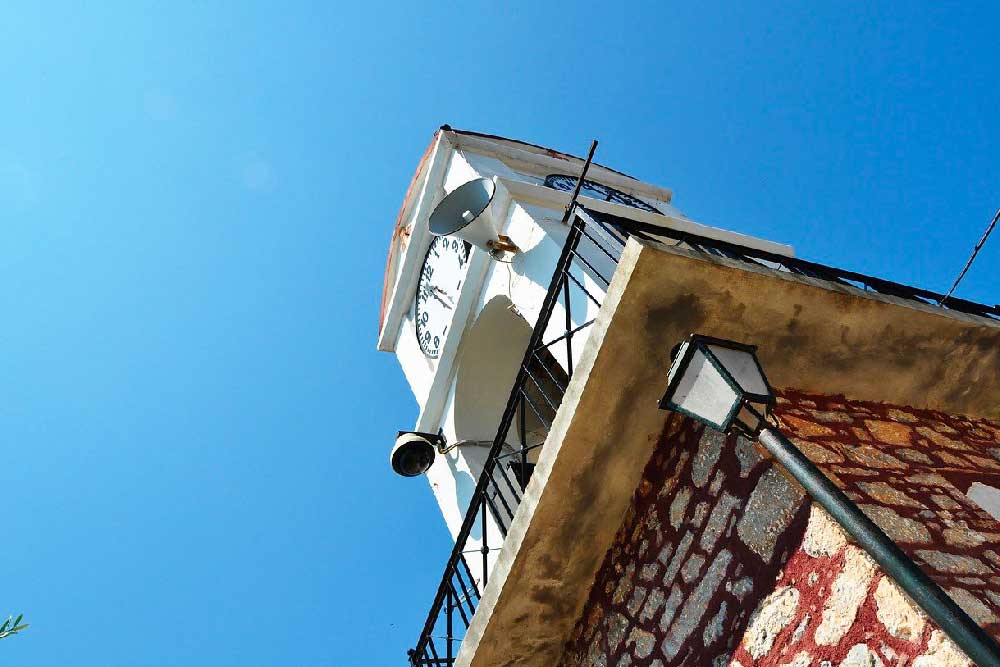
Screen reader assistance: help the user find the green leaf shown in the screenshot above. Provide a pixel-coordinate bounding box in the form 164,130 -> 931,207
12,615 -> 22,628
0,618 -> 10,633
11,624 -> 28,632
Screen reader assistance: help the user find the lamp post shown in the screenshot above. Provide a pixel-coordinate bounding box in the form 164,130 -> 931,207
659,334 -> 1000,667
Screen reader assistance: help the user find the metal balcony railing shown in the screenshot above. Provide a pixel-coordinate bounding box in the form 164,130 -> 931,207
604,211 -> 1000,322
406,201 -> 627,667
406,203 -> 1000,667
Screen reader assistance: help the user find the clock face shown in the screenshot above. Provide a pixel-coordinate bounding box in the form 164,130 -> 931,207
415,236 -> 471,358
543,174 -> 661,214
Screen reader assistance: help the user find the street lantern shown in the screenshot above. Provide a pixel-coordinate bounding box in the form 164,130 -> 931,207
658,334 -> 774,436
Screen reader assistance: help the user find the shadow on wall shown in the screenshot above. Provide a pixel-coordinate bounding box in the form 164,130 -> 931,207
448,459 -> 481,541
454,296 -> 533,440
449,295 -> 535,542
454,290 -> 569,467
562,417 -> 812,666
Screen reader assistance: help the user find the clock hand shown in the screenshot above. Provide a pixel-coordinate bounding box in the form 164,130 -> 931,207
430,289 -> 453,310
433,286 -> 455,306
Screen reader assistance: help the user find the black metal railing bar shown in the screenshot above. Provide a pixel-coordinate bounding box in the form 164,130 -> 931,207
598,211 -> 1000,321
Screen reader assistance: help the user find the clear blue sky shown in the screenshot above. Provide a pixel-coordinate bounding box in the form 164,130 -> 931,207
1,2 -> 997,665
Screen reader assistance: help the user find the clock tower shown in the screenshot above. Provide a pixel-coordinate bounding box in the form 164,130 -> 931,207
377,126 -> 787,587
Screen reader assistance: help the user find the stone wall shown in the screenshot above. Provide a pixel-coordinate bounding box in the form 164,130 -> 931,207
559,392 -> 1000,667
774,391 -> 1000,641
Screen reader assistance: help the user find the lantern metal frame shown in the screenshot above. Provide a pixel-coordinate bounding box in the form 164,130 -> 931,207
658,334 -> 776,437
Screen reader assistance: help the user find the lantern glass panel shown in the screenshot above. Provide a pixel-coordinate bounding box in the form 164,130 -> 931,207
706,343 -> 770,397
669,346 -> 739,429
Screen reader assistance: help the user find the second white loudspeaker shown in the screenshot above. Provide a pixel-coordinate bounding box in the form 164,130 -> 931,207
428,178 -> 518,254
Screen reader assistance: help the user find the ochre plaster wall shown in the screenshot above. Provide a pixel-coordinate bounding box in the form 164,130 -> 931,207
559,392 -> 1000,667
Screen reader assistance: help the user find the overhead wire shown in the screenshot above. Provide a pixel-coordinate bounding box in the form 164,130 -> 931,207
940,206 -> 999,305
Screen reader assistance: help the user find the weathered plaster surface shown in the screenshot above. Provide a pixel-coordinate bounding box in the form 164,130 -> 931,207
625,241 -> 1000,421
560,393 -> 1000,667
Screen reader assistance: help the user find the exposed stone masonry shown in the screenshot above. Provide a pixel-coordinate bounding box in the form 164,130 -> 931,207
560,391 -> 1000,667
774,391 -> 1000,638
561,413 -> 809,667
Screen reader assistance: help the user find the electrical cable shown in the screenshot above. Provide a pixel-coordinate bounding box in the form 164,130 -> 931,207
940,206 -> 999,305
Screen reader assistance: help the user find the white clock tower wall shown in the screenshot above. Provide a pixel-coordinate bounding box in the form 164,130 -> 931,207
450,150 -> 526,186
403,199 -> 615,584
492,201 -> 611,372
391,146 -> 601,414
391,149 -> 478,409
385,132 -> 650,585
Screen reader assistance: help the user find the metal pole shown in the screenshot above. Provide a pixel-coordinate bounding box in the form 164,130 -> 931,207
757,426 -> 1000,667
481,501 -> 489,588
446,587 -> 453,665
